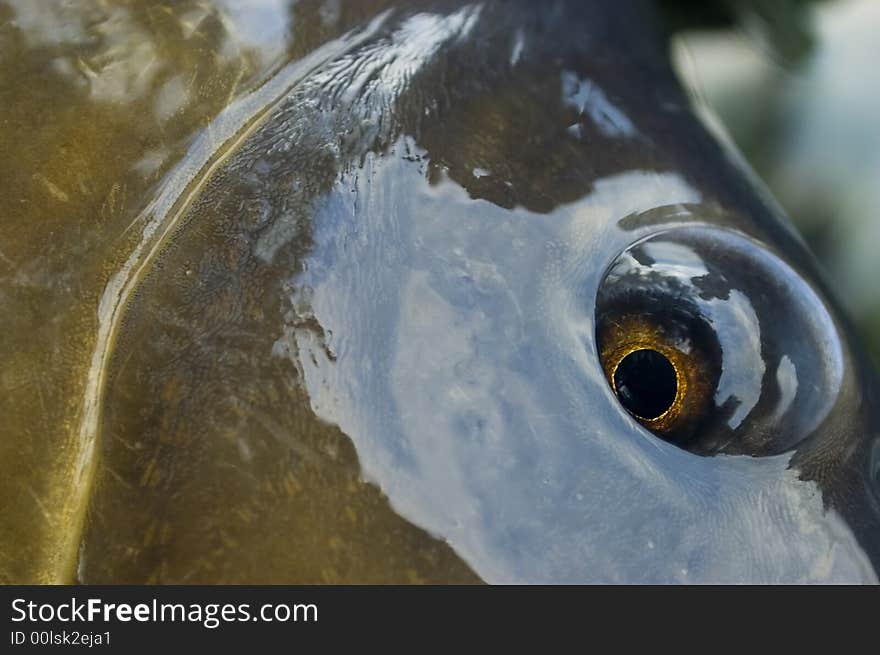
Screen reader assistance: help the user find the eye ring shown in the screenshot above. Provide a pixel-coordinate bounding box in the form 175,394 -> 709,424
598,313 -> 717,442
608,345 -> 685,429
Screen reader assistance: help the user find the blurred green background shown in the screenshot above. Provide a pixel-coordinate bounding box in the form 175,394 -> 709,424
670,0 -> 880,364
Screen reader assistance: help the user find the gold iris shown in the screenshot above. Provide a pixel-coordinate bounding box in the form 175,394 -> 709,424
598,314 -> 717,440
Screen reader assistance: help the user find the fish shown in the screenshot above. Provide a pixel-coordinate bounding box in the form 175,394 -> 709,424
0,0 -> 877,584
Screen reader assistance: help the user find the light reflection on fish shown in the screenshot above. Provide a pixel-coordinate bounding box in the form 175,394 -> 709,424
0,0 -> 878,583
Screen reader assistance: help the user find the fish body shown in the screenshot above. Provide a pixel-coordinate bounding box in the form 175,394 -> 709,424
0,0 -> 877,583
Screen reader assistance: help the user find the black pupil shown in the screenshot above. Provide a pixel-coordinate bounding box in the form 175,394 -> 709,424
613,349 -> 678,420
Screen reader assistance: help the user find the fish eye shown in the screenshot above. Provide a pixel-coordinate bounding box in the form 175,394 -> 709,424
599,311 -> 719,443
612,348 -> 677,421
595,224 -> 844,456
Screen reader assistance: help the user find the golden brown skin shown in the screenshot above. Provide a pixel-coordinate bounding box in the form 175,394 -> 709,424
0,0 -> 263,583
0,0 -> 477,584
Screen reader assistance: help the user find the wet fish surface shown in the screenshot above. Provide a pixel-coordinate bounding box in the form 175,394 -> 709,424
0,0 -> 878,584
